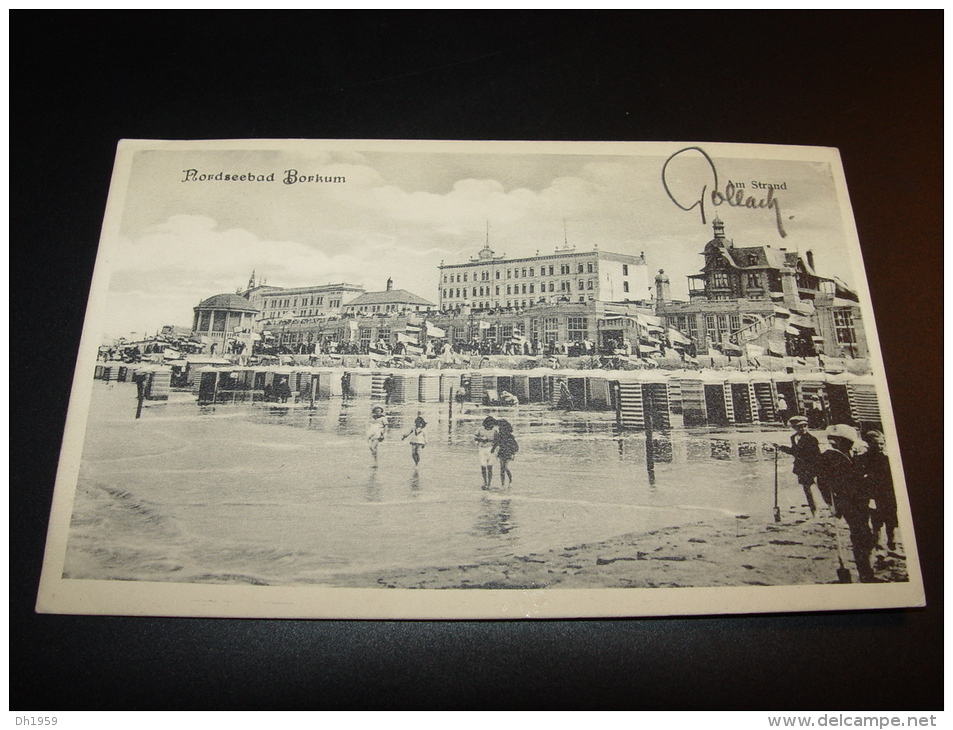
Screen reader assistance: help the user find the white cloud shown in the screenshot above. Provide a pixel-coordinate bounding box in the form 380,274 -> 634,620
99,148 -> 861,339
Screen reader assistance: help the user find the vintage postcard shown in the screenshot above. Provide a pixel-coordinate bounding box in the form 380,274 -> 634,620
36,139 -> 924,619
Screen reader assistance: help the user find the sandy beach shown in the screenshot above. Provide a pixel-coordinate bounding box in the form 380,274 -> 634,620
64,383 -> 909,593
335,503 -> 909,589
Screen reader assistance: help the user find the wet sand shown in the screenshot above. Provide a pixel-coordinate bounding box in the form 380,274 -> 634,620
333,503 -> 909,589
67,383 -> 909,590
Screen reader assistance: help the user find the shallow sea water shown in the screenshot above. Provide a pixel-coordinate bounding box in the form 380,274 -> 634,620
65,381 -> 807,586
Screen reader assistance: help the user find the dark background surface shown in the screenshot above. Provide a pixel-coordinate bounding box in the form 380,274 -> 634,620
11,12 -> 942,710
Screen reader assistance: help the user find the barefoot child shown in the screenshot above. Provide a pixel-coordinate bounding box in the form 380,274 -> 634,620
492,419 -> 518,486
475,416 -> 498,488
401,416 -> 428,466
366,406 -> 387,466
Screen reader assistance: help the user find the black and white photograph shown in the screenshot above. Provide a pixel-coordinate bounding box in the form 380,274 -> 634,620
36,138 -> 924,620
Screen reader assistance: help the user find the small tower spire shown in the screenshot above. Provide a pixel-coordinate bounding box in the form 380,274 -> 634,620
655,268 -> 671,303
477,222 -> 495,261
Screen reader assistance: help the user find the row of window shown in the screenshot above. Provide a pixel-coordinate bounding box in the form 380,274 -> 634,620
443,261 -> 610,285
348,304 -> 408,313
667,310 -> 858,348
443,279 -> 600,300
264,295 -> 326,309
262,299 -> 342,319
664,313 -> 741,343
705,313 -> 742,344
832,310 -> 856,344
668,314 -> 699,342
706,270 -> 787,296
462,294 -> 595,309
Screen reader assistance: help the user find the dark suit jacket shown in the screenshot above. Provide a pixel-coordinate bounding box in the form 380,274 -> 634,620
818,448 -> 869,516
779,432 -> 821,482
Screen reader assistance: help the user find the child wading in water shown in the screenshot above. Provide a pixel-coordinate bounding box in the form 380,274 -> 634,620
401,416 -> 428,466
475,416 -> 498,489
492,419 -> 518,486
366,406 -> 387,466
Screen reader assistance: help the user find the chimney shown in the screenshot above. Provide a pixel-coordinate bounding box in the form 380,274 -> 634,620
386,277 -> 393,291
806,250 -> 815,271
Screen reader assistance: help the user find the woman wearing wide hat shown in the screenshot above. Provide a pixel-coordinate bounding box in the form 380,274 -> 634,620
817,424 -> 877,582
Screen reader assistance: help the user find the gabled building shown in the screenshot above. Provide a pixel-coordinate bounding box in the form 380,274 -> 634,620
656,217 -> 868,360
341,278 -> 437,315
242,271 -> 365,323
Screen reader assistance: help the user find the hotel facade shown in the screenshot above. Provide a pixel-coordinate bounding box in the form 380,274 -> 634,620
437,242 -> 650,311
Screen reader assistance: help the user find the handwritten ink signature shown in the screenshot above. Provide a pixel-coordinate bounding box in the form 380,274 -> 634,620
662,146 -> 787,238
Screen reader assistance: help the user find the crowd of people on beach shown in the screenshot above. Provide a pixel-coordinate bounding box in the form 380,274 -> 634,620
777,416 -> 897,583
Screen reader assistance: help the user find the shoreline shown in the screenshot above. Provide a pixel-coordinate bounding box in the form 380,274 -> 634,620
330,504 -> 908,589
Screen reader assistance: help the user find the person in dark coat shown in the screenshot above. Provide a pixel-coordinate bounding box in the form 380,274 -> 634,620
858,430 -> 898,552
492,419 -> 518,487
777,415 -> 823,517
817,424 -> 876,582
805,394 -> 828,429
274,377 -> 292,404
383,374 -> 396,405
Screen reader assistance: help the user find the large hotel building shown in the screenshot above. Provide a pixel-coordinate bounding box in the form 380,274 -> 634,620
190,220 -> 868,362
438,242 -> 649,311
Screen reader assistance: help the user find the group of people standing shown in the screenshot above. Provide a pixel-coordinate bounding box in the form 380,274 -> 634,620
474,416 -> 519,489
778,415 -> 898,583
365,408 -> 519,488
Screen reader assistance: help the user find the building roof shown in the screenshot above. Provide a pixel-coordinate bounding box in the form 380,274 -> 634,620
195,293 -> 260,312
709,244 -> 827,279
441,248 -> 645,268
345,289 -> 435,307
258,283 -> 364,296
725,246 -> 786,269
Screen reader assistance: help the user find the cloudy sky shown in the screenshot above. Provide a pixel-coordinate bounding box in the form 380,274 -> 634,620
99,142 -> 859,339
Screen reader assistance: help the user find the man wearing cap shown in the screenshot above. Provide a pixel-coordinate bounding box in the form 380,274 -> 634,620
818,424 -> 877,582
777,415 -> 823,518
858,430 -> 898,552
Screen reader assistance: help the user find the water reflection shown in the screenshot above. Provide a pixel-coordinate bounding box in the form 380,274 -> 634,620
474,496 -> 516,538
364,469 -> 382,503
686,438 -> 710,462
711,439 -> 732,461
202,398 -> 790,470
650,437 -> 673,463
738,441 -> 760,462
84,384 -> 814,583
